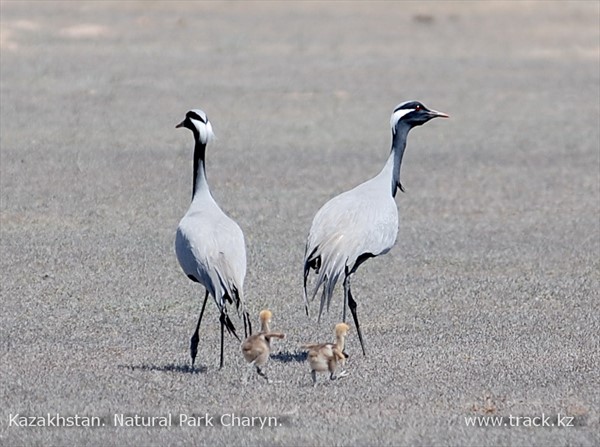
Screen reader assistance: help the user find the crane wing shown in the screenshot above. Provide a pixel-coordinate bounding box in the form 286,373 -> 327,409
176,204 -> 247,312
303,178 -> 398,317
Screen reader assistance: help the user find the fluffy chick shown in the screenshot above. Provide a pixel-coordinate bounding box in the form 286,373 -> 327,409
241,310 -> 285,383
303,322 -> 350,386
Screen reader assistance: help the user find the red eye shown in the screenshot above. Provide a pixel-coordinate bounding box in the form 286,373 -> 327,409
415,105 -> 421,111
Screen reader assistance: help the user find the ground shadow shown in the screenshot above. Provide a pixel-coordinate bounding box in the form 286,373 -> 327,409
271,350 -> 308,363
118,363 -> 207,374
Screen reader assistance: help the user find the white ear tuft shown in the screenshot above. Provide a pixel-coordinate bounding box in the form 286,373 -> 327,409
190,118 -> 215,144
390,108 -> 414,134
203,120 -> 215,144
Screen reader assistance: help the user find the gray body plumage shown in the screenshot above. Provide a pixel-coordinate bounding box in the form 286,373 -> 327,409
176,187 -> 247,311
304,154 -> 399,315
303,101 -> 448,354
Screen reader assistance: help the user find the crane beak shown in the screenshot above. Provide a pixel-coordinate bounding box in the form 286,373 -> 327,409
175,120 -> 185,128
429,109 -> 449,118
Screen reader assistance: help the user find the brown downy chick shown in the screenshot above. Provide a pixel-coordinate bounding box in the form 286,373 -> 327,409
303,322 -> 350,386
241,310 -> 285,383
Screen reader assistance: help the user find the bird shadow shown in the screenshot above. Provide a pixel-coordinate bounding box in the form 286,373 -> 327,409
118,363 -> 207,374
271,350 -> 307,363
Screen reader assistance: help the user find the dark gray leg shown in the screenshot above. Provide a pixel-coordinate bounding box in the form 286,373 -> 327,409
219,312 -> 225,369
347,285 -> 366,356
190,290 -> 209,368
343,274 -> 351,323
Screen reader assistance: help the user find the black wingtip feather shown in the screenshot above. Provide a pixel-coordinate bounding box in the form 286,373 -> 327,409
220,312 -> 240,341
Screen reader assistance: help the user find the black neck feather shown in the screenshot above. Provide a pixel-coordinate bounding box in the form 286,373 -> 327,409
390,122 -> 411,197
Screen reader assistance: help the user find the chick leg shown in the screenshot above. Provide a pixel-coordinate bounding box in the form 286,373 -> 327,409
334,370 -> 350,379
256,366 -> 273,384
329,358 -> 349,381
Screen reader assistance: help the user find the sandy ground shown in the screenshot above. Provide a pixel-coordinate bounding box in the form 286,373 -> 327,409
1,1 -> 599,446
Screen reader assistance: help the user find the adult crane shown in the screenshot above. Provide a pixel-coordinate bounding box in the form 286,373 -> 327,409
303,101 -> 448,355
175,109 -> 251,369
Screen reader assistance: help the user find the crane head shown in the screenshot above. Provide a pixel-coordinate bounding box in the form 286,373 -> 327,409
176,109 -> 215,144
390,101 -> 448,134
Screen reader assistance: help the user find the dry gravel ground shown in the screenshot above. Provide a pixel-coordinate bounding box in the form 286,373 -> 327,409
1,1 -> 599,446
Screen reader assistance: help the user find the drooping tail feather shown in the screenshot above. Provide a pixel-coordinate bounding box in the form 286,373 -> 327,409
309,270 -> 341,322
303,244 -> 321,317
215,273 -> 250,339
305,241 -> 347,322
243,310 -> 252,338
303,262 -> 310,317
220,310 -> 240,341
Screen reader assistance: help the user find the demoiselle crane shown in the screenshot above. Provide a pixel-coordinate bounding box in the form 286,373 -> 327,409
175,109 -> 251,369
303,101 -> 448,355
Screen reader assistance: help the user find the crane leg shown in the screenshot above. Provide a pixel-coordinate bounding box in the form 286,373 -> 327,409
219,311 -> 225,369
342,274 -> 351,323
190,290 -> 209,369
347,286 -> 366,356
